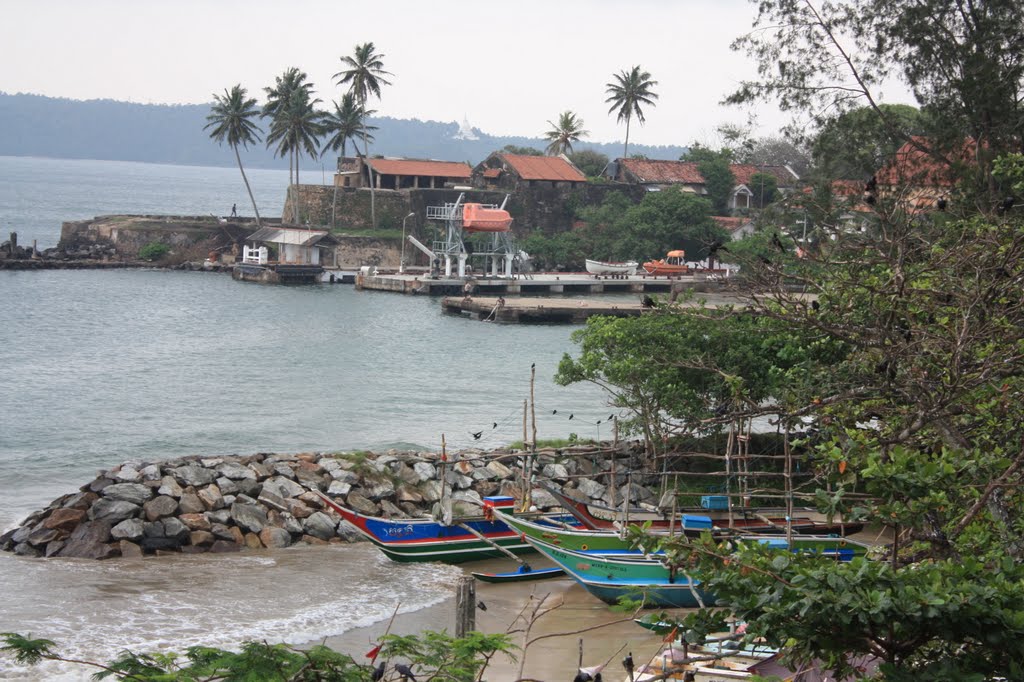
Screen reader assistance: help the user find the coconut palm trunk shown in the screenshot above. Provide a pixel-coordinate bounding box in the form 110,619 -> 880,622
235,145 -> 261,226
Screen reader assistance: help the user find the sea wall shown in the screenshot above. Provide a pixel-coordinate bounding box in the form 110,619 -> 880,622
0,446 -> 658,560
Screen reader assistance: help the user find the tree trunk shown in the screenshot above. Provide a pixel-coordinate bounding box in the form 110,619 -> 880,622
234,145 -> 261,227
364,133 -> 376,229
623,116 -> 632,159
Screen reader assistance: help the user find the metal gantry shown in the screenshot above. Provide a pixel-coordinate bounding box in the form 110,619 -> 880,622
423,193 -> 519,278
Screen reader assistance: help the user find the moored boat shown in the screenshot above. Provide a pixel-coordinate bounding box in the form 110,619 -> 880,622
315,492 -> 575,564
585,258 -> 639,275
642,250 -> 689,276
521,535 -> 716,608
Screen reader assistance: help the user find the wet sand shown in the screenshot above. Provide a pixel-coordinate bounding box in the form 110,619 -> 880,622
319,555 -> 673,681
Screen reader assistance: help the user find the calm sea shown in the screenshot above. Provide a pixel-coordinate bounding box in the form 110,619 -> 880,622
0,156 -> 613,679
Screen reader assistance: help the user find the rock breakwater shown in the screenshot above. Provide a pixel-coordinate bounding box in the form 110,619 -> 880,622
1,445 -> 657,560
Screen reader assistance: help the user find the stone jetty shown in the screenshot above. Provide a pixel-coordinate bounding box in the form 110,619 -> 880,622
0,445 -> 659,560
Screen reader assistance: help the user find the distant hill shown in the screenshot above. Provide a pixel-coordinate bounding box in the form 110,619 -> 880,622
0,92 -> 686,169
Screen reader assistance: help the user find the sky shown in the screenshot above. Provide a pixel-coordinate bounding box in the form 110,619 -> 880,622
0,0 -> 908,148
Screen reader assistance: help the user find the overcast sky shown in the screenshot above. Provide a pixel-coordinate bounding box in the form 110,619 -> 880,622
0,0 -> 907,148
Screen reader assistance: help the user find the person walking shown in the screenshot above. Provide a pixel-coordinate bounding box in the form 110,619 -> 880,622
230,203 -> 237,217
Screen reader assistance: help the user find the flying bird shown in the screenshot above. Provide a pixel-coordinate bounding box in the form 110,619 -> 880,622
552,409 -> 558,414
568,413 -> 574,420
477,600 -> 488,611
492,422 -> 498,429
471,431 -> 483,440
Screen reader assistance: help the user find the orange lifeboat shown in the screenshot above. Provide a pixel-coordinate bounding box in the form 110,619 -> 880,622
642,250 -> 689,276
462,203 -> 513,233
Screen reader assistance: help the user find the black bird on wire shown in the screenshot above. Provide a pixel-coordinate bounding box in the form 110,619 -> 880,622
395,663 -> 418,681
623,652 -> 635,681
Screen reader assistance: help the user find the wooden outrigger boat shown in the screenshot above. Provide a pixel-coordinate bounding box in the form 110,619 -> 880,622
523,535 -> 715,608
496,509 -> 871,561
585,258 -> 639,275
315,492 -> 575,564
642,250 -> 689,276
544,485 -> 865,537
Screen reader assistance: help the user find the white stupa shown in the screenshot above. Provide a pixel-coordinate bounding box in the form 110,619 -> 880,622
453,115 -> 479,141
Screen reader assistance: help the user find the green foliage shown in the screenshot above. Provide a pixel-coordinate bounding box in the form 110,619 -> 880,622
748,172 -> 778,207
543,111 -> 589,156
0,629 -> 512,681
812,104 -> 927,181
605,65 -> 659,158
681,144 -> 736,215
138,242 -> 170,261
567,149 -> 610,178
501,144 -> 543,156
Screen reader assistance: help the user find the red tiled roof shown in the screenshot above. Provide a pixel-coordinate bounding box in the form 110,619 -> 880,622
730,164 -> 795,186
620,159 -> 795,186
501,154 -> 586,182
711,216 -> 752,233
367,158 -> 472,178
620,159 -> 703,184
875,137 -> 974,187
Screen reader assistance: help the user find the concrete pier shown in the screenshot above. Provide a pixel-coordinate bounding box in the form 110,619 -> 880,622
356,271 -> 726,297
441,296 -> 649,323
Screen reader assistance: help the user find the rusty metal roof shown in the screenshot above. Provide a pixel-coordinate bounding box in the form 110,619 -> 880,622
367,158 -> 472,178
501,154 -> 587,182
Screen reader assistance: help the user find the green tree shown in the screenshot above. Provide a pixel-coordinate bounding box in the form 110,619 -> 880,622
727,0 -> 1024,202
567,149 -> 610,178
683,144 -> 736,215
605,65 -> 659,159
266,87 -> 324,224
335,42 -> 393,229
748,171 -> 778,207
321,92 -> 377,228
501,144 -> 544,156
812,104 -> 927,181
204,85 -> 262,227
543,110 -> 589,156
262,67 -> 314,188
735,136 -> 811,178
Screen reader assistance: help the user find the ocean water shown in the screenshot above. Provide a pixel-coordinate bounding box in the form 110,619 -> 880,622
0,157 -> 614,679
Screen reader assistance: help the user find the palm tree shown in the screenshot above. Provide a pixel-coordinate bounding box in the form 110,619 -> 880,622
266,88 -> 325,224
263,68 -> 314,188
321,92 -> 377,228
544,111 -> 589,156
204,85 -> 263,226
605,66 -> 659,158
334,42 -> 392,228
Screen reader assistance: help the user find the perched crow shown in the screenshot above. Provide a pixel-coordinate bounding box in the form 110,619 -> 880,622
623,652 -> 635,681
865,175 -> 877,192
771,232 -> 785,251
395,663 -> 418,681
865,193 -> 877,205
371,662 -> 386,681
641,294 -> 656,308
937,197 -> 948,210
811,299 -> 820,311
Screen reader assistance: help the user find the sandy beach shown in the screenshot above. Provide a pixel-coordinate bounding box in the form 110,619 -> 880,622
320,555 -> 674,681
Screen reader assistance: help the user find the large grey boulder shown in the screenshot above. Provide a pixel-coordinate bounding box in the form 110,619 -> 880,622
171,465 -> 217,488
103,483 -> 153,505
262,476 -> 305,499
197,484 -> 225,511
57,519 -> 116,559
143,493 -> 179,520
485,460 -> 513,480
89,499 -> 141,524
413,461 -> 437,482
162,517 -> 190,542
110,518 -> 145,541
157,476 -> 183,498
177,492 -> 205,515
364,476 -> 395,500
327,480 -> 352,497
541,463 -> 570,481
231,502 -> 268,534
529,488 -> 559,510
302,512 -> 337,540
345,492 -> 378,516
217,461 -> 257,480
259,527 -> 293,548
576,478 -> 607,500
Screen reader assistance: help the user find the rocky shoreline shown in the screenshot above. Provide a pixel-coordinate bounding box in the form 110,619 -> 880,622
1,445 -> 655,560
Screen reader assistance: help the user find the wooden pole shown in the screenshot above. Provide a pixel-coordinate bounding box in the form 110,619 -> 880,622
528,364 -> 537,510
521,399 -> 529,510
455,575 -> 476,637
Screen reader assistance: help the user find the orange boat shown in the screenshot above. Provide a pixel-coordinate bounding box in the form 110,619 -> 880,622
462,203 -> 513,233
642,250 -> 689,275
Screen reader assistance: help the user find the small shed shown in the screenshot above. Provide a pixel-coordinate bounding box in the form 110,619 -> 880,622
233,226 -> 340,284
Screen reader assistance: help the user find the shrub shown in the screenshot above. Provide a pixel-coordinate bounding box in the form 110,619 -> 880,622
138,242 -> 171,261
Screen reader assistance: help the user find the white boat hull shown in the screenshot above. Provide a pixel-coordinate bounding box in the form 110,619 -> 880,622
585,259 -> 638,275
